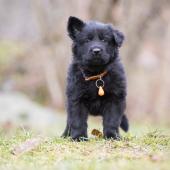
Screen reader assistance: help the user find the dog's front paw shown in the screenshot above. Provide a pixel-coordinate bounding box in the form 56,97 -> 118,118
72,136 -> 88,142
104,129 -> 121,140
71,129 -> 88,142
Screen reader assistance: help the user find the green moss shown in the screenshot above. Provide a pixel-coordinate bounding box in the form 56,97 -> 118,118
0,126 -> 169,170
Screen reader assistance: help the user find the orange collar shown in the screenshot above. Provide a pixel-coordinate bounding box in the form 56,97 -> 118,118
80,68 -> 108,81
84,71 -> 107,81
79,67 -> 107,96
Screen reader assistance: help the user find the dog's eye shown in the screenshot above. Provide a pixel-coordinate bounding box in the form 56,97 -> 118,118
99,37 -> 106,42
85,36 -> 93,42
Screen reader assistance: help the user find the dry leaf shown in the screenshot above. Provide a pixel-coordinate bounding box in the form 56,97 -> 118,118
91,129 -> 103,138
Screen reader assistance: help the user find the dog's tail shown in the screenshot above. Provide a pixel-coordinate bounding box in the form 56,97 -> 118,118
120,114 -> 129,132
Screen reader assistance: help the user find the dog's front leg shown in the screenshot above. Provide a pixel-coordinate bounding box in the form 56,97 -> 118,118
67,101 -> 88,141
102,101 -> 125,140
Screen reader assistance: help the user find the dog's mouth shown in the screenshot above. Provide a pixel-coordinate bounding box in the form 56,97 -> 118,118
84,57 -> 109,66
89,59 -> 103,65
79,54 -> 112,74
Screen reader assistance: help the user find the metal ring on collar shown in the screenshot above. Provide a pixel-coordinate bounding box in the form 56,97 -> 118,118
96,78 -> 104,88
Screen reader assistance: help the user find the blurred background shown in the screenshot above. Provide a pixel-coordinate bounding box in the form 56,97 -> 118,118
0,0 -> 169,135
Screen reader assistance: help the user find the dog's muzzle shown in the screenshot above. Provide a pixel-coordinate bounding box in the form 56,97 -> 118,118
92,47 -> 102,56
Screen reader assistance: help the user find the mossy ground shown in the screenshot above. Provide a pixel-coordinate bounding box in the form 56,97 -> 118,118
0,124 -> 169,170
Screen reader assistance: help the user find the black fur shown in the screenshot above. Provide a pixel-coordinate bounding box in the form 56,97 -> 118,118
62,16 -> 129,141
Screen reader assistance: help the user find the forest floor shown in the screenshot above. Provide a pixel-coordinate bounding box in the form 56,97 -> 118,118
0,123 -> 170,170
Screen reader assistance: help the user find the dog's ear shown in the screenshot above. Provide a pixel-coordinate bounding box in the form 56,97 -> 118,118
67,16 -> 85,40
108,25 -> 124,47
112,29 -> 124,47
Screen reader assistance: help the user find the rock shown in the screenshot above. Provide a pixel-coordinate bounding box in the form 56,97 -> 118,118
0,92 -> 65,134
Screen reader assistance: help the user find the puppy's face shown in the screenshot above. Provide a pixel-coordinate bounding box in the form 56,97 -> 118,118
67,16 -> 124,66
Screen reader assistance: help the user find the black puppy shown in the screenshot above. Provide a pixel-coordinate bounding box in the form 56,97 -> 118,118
62,16 -> 129,141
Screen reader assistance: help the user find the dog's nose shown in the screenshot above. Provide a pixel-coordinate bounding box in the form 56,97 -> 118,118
92,48 -> 102,55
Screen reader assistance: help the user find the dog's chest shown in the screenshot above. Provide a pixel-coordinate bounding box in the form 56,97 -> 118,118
82,79 -> 103,98
81,75 -> 111,98
81,77 -> 116,115
86,80 -> 98,95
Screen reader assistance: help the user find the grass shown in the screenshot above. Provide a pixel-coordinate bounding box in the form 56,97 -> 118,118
0,125 -> 170,170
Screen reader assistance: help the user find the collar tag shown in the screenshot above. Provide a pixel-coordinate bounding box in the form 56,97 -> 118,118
96,77 -> 105,96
